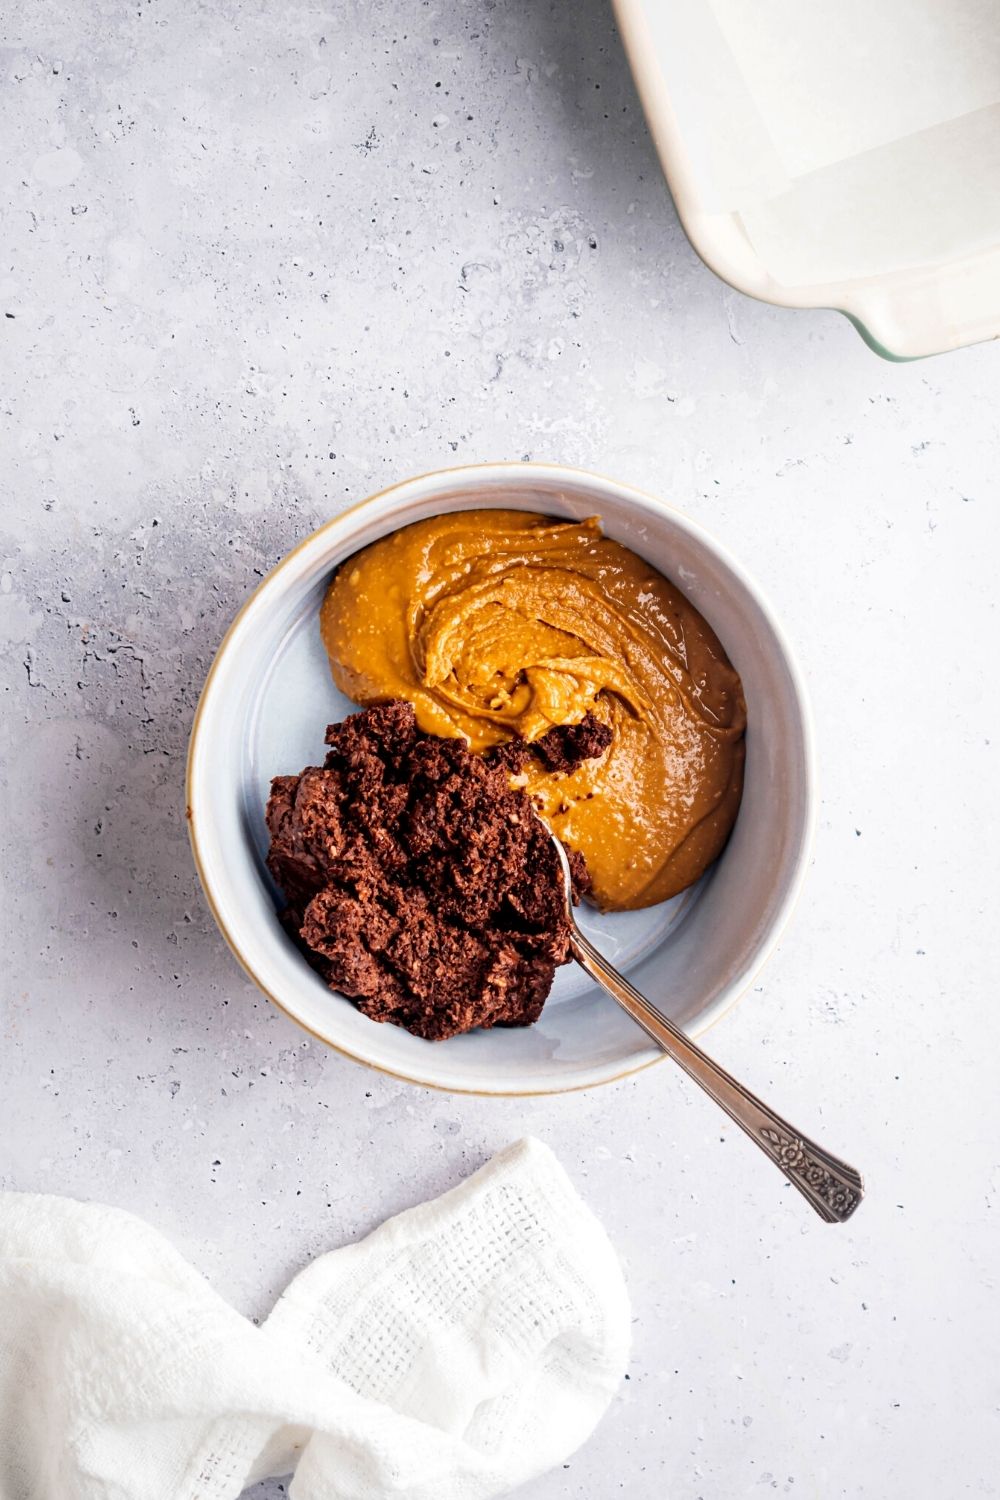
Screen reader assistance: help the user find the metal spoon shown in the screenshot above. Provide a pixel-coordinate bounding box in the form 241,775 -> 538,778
545,829 -> 864,1223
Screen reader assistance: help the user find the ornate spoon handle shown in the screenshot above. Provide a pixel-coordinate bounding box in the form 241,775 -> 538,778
569,927 -> 864,1223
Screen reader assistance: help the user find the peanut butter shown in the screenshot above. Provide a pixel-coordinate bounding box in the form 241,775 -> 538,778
320,510 -> 746,911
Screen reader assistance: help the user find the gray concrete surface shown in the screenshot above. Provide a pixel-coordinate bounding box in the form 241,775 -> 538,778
2,1 -> 999,1496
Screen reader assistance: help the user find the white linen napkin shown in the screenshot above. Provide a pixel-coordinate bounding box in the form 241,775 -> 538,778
0,1137 -> 629,1500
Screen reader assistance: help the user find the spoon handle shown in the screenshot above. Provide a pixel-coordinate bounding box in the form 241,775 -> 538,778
569,929 -> 864,1223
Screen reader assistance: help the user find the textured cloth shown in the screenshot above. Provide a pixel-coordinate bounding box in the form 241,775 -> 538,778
0,1138 -> 629,1500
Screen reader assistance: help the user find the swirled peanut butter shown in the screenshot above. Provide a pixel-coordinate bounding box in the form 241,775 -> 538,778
320,510 -> 746,911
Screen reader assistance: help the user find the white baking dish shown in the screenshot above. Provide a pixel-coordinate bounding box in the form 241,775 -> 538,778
613,0 -> 1000,359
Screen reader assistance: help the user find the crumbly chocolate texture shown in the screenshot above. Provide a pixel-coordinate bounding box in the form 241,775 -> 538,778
265,700 -> 596,1041
485,711 -> 612,775
530,711 -> 612,772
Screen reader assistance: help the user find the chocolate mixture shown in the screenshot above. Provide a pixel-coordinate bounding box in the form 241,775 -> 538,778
265,701 -> 609,1040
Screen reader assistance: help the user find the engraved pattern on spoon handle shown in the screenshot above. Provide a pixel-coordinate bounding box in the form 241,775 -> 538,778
569,930 -> 864,1223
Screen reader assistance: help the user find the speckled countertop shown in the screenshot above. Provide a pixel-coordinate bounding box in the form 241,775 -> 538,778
2,2 -> 999,1496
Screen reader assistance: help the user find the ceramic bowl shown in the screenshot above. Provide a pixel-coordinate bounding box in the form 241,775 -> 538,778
187,463 -> 814,1094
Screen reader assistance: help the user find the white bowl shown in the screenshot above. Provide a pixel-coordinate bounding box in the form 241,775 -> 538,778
187,464 -> 814,1095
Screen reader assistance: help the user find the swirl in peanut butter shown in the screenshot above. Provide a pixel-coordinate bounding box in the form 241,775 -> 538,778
320,510 -> 746,911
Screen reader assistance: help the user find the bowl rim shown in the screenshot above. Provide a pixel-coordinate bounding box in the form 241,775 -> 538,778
186,460 -> 817,1095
